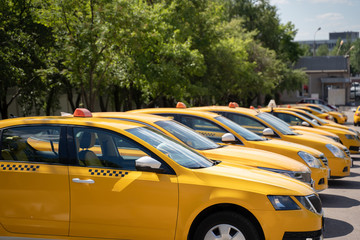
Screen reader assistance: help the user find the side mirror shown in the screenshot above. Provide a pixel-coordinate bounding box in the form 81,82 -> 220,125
312,119 -> 319,124
135,156 -> 164,173
301,121 -> 310,127
263,128 -> 275,136
222,133 -> 237,143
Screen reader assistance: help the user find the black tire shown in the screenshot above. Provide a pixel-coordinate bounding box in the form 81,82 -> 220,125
333,118 -> 338,123
193,211 -> 261,240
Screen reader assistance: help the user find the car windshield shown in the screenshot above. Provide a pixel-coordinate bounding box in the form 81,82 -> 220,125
318,104 -> 332,112
256,112 -> 297,135
155,120 -> 220,150
293,112 -> 320,126
295,111 -> 326,125
127,127 -> 214,169
215,116 -> 264,141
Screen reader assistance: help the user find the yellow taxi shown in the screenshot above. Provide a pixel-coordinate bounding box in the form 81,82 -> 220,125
127,110 -> 330,191
93,112 -> 323,190
299,103 -> 347,124
0,108 -> 324,240
280,107 -> 360,150
354,106 -> 360,126
262,108 -> 360,154
290,105 -> 333,121
184,105 -> 352,178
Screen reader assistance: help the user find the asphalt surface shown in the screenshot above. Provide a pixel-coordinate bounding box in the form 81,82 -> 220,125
321,108 -> 360,239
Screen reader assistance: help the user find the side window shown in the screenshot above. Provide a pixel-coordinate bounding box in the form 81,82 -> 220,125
74,128 -> 151,170
178,116 -> 228,143
1,126 -> 61,164
274,113 -> 302,126
226,113 -> 266,135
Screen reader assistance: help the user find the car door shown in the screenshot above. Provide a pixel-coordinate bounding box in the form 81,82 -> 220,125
68,126 -> 178,239
0,125 -> 69,236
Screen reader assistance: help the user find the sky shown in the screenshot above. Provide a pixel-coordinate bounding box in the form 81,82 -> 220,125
269,0 -> 360,41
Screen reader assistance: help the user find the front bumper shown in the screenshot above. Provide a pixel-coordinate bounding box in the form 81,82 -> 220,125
311,167 -> 328,192
283,229 -> 323,239
254,207 -> 323,240
327,157 -> 352,178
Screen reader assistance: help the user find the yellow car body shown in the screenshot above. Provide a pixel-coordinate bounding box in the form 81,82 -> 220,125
274,107 -> 360,154
299,103 -> 346,124
354,106 -> 360,126
92,112 -> 316,188
261,108 -> 360,154
186,106 -> 352,178
291,105 -> 333,121
0,111 -> 323,240
127,110 -> 329,191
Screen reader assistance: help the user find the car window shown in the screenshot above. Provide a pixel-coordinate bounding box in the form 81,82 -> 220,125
273,112 -> 303,126
177,115 -> 229,143
127,126 -> 213,169
1,126 -> 61,164
256,113 -> 297,135
224,113 -> 267,136
155,120 -> 220,150
215,116 -> 264,141
74,127 -> 155,170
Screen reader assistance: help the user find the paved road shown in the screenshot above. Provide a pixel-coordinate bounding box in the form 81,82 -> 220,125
321,108 -> 360,239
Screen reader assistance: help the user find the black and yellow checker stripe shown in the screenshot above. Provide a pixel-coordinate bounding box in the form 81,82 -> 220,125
0,163 -> 40,172
89,169 -> 128,177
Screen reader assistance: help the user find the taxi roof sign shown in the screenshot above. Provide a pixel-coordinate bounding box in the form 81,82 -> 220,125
74,108 -> 92,117
176,102 -> 187,108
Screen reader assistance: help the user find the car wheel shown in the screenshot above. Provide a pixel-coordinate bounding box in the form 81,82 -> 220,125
193,211 -> 261,240
333,118 -> 338,123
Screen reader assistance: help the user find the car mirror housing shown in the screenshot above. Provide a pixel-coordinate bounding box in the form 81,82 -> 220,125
135,156 -> 164,173
302,121 -> 310,127
222,133 -> 237,143
263,128 -> 275,136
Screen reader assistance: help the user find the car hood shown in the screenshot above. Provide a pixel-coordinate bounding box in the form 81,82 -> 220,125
249,138 -> 323,157
198,145 -> 309,172
290,126 -> 339,138
193,163 -> 314,196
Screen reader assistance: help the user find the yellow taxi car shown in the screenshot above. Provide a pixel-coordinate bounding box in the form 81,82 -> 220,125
281,107 -> 360,146
262,108 -> 360,154
127,110 -> 330,191
290,105 -> 333,121
299,103 -> 347,124
93,112 -> 324,190
354,106 -> 360,126
0,108 -> 324,240
184,105 -> 352,178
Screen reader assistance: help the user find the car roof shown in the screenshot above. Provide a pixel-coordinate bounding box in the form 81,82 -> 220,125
0,116 -> 143,132
128,108 -> 221,118
190,106 -> 260,116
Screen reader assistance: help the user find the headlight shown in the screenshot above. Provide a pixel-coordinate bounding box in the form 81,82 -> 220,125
326,144 -> 345,158
258,167 -> 312,185
345,134 -> 354,140
268,195 -> 300,210
295,194 -> 323,215
298,151 -> 322,168
326,136 -> 341,143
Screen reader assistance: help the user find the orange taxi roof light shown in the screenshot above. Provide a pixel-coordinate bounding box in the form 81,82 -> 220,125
74,108 -> 93,117
250,106 -> 255,109
229,102 -> 239,108
176,102 -> 187,108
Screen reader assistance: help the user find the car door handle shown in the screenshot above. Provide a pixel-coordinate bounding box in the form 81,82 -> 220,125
72,178 -> 95,184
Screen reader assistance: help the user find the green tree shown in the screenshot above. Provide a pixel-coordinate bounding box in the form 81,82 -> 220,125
316,44 -> 329,56
0,0 -> 53,119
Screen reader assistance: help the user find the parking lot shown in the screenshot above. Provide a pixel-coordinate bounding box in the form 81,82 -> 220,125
322,108 -> 360,239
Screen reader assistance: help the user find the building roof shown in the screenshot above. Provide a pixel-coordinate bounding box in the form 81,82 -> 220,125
294,56 -> 348,72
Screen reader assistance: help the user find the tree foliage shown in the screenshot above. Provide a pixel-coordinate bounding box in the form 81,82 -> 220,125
1,0 -> 310,118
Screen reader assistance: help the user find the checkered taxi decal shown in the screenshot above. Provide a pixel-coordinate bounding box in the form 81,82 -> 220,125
1,163 -> 40,172
89,169 -> 128,177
